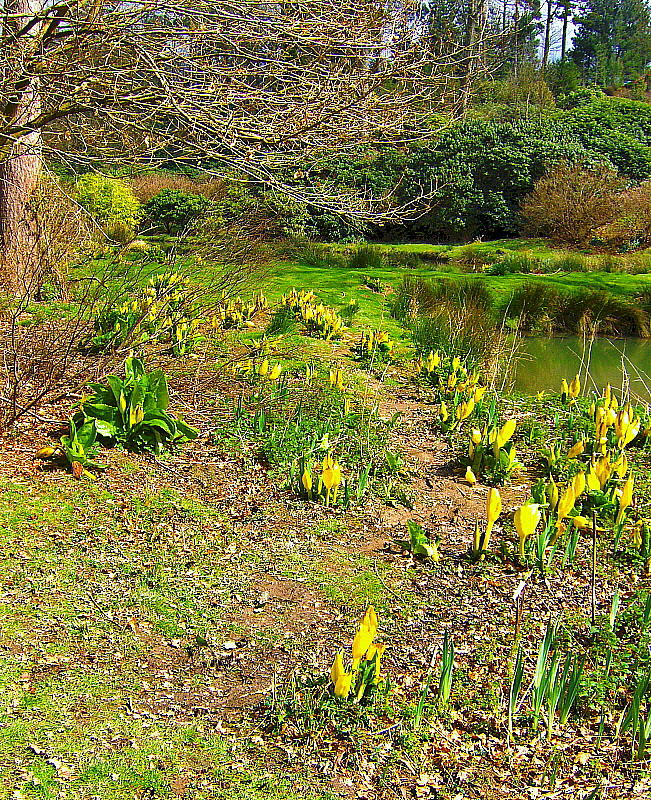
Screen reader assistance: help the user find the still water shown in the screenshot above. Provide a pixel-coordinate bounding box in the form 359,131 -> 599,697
511,338 -> 651,403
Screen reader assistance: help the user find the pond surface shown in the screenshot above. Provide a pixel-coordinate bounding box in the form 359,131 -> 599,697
511,337 -> 651,403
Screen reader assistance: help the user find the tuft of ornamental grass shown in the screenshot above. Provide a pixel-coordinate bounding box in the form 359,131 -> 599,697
502,282 -> 650,337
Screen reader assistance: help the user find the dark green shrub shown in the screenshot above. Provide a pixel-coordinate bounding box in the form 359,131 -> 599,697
394,119 -> 591,239
565,96 -> 651,181
143,189 -> 211,234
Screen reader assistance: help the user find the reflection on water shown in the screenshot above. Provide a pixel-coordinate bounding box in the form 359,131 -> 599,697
512,338 -> 651,402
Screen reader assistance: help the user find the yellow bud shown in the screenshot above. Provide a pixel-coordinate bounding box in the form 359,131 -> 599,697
334,671 -> 352,698
36,446 -> 56,459
572,471 -> 586,498
514,503 -> 541,557
330,650 -> 345,685
616,475 -> 634,524
567,440 -> 585,459
557,485 -> 576,521
352,621 -> 375,667
486,487 -> 502,529
496,419 -> 516,448
474,386 -> 486,403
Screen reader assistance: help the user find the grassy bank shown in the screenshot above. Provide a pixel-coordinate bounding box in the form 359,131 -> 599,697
2,236 -> 651,800
268,239 -> 651,337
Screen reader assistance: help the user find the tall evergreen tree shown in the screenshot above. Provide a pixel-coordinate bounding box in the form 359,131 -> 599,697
571,0 -> 651,84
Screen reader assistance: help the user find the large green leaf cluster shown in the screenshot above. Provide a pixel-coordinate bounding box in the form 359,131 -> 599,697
75,357 -> 198,454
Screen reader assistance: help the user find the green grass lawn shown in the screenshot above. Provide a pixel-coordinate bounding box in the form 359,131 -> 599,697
266,239 -> 651,336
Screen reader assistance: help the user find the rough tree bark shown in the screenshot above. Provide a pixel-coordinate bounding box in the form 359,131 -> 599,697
0,0 -> 42,294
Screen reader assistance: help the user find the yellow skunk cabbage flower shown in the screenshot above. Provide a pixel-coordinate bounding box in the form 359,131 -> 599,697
364,605 -> 378,637
329,369 -> 344,390
514,503 -> 541,558
452,356 -> 461,371
547,479 -> 559,511
456,399 -> 475,421
569,374 -> 581,399
366,642 -> 386,684
586,468 -> 601,492
621,418 -> 641,448
352,617 -> 376,668
486,487 -> 502,536
615,409 -> 629,438
614,453 -> 628,478
561,378 -> 569,401
567,440 -> 585,459
258,358 -> 269,377
425,350 -> 440,371
474,488 -> 502,559
439,402 -> 449,422
594,456 -> 612,490
330,650 -> 345,685
570,515 -> 591,530
616,475 -> 634,524
465,467 -> 478,486
334,671 -> 352,699
556,485 -> 576,523
474,386 -> 486,403
301,465 -> 313,495
572,471 -> 586,499
496,419 -> 516,448
268,364 -> 282,381
471,429 -> 482,445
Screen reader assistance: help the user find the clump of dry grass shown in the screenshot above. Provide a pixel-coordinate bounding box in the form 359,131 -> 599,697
130,172 -> 229,203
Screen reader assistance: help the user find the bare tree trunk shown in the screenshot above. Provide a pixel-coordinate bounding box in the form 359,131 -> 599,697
0,0 -> 43,295
542,0 -> 553,67
514,0 -> 520,72
462,0 -> 487,108
561,0 -> 570,61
